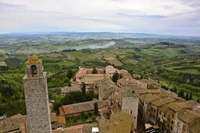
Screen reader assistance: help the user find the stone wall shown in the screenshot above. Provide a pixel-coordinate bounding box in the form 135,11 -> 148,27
23,72 -> 52,133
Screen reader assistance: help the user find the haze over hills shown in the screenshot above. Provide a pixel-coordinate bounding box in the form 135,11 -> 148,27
0,32 -> 200,55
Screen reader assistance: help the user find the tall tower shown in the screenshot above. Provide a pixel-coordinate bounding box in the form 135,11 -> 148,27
23,55 -> 52,133
122,87 -> 139,132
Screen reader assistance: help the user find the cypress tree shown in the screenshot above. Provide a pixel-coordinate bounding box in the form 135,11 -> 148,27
81,83 -> 86,95
94,102 -> 98,115
185,93 -> 189,101
189,92 -> 192,100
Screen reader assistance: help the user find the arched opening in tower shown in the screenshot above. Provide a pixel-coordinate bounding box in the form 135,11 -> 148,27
31,65 -> 37,75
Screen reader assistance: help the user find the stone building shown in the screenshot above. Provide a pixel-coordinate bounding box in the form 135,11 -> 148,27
139,94 -> 159,123
122,89 -> 139,132
150,97 -> 175,125
59,100 -> 110,118
60,86 -> 81,96
176,109 -> 200,133
0,114 -> 28,133
74,66 -> 120,85
23,55 -> 52,133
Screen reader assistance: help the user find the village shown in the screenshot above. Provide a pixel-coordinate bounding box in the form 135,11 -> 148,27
0,55 -> 200,133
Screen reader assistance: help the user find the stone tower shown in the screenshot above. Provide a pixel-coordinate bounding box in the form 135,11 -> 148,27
23,55 -> 52,133
122,86 -> 139,132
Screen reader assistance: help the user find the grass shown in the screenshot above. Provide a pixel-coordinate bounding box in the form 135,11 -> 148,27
124,59 -> 138,65
167,67 -> 200,74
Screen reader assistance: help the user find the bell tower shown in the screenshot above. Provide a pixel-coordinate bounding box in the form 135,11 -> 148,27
23,55 -> 52,133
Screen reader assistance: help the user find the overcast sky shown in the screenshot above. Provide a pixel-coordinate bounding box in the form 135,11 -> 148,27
0,0 -> 199,36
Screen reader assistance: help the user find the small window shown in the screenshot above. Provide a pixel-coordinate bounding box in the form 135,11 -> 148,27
31,65 -> 37,74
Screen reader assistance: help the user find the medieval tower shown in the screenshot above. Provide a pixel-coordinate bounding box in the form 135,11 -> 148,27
23,55 -> 52,133
122,86 -> 139,132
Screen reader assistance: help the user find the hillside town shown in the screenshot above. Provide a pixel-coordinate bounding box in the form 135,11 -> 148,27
0,55 -> 200,133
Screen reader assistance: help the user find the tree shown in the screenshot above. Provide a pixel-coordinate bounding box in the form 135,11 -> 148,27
185,93 -> 189,101
173,86 -> 177,94
189,92 -> 192,100
112,71 -> 119,82
81,83 -> 86,95
197,98 -> 200,103
94,102 -> 98,115
67,69 -> 73,79
178,89 -> 184,98
68,82 -> 71,87
92,67 -> 97,74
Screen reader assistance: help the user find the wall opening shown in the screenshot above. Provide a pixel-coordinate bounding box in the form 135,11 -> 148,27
31,65 -> 37,75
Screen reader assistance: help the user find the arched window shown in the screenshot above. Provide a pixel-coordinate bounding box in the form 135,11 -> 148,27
31,65 -> 37,74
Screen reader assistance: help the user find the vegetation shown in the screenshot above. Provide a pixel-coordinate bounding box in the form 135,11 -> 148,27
112,71 -> 120,82
67,113 -> 97,125
53,92 -> 98,114
0,38 -> 200,116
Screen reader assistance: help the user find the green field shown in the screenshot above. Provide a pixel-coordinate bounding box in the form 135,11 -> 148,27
1,40 -> 200,116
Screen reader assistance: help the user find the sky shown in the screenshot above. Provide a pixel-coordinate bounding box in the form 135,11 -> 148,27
0,0 -> 200,36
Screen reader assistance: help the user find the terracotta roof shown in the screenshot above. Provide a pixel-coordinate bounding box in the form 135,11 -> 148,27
192,104 -> 200,113
138,89 -> 161,94
83,74 -> 105,77
61,86 -> 81,94
51,113 -> 57,122
168,102 -> 193,112
75,66 -> 106,78
99,112 -> 132,133
105,65 -> 120,74
75,67 -> 87,78
178,110 -> 200,124
0,114 -> 27,133
189,121 -> 200,133
56,115 -> 66,125
52,125 -> 83,133
140,94 -> 159,103
59,100 -> 108,115
152,97 -> 175,107
119,70 -> 132,78
159,105 -> 169,114
99,87 -> 116,100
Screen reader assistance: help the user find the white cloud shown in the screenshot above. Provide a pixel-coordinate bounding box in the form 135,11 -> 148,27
0,0 -> 199,36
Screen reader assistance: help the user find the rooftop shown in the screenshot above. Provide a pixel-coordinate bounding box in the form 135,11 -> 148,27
0,61 -> 7,67
138,89 -> 161,94
159,105 -> 169,114
168,102 -> 193,112
99,112 -> 132,133
59,100 -> 108,115
189,121 -> 200,133
61,86 -> 81,94
26,55 -> 42,65
152,97 -> 175,107
75,66 -> 106,78
139,94 -> 159,103
52,125 -> 83,133
105,65 -> 120,74
178,110 -> 200,124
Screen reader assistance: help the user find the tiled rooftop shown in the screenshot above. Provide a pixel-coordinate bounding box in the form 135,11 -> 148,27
99,112 -> 132,133
168,102 -> 193,112
59,100 -> 108,115
178,110 -> 200,124
152,97 -> 175,107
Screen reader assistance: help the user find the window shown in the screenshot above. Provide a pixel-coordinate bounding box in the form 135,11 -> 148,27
31,65 -> 37,74
177,122 -> 180,127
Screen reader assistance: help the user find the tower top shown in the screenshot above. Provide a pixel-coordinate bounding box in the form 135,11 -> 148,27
26,55 -> 42,65
25,55 -> 43,78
